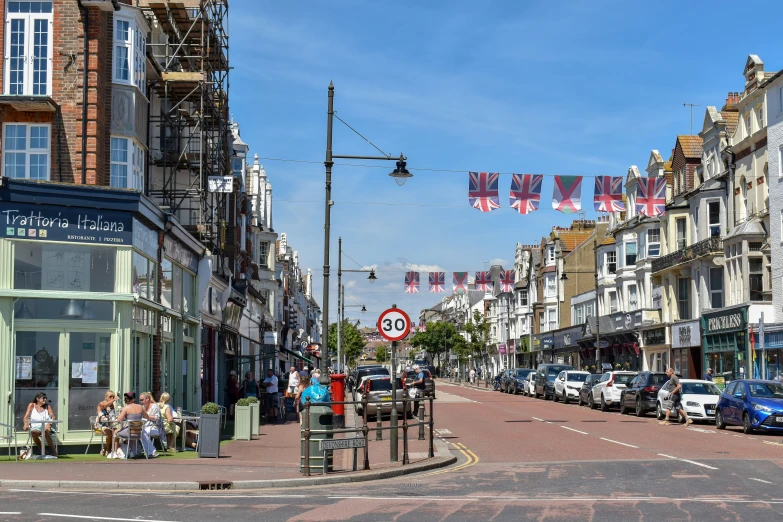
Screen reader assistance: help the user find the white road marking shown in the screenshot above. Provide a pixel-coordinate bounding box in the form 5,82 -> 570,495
599,437 -> 638,449
9,489 -> 139,497
328,496 -> 478,501
657,453 -> 719,470
749,478 -> 773,484
531,417 -> 547,422
0,513 -> 22,516
561,426 -> 589,435
317,495 -> 783,505
38,514 -> 177,522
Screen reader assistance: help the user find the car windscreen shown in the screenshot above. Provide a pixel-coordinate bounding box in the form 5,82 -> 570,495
546,366 -> 570,376
613,374 -> 636,385
681,382 -> 721,395
515,369 -> 533,378
567,373 -> 588,382
749,382 -> 783,398
369,378 -> 403,391
650,374 -> 669,385
358,368 -> 389,379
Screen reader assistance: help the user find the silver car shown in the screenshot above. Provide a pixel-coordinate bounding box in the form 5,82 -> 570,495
356,376 -> 411,419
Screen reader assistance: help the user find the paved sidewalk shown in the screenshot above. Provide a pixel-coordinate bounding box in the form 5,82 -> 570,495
0,408 -> 453,490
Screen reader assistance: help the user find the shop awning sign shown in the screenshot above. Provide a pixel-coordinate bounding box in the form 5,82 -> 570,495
0,203 -> 132,245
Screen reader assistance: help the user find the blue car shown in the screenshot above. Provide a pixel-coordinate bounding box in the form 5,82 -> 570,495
715,379 -> 783,434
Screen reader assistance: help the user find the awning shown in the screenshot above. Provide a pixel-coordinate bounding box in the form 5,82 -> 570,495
281,347 -> 314,365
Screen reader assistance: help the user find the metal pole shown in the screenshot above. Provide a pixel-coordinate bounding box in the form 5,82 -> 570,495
341,285 -> 345,372
362,393 -> 369,470
594,239 -> 601,371
337,237 -> 342,375
320,82 -> 334,386
402,394 -> 409,465
375,402 -> 382,440
428,395 -> 434,458
303,398 -> 311,476
390,337 -> 398,462
418,398 -> 425,440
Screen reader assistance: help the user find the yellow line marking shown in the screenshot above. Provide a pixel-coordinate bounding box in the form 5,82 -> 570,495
421,442 -> 478,476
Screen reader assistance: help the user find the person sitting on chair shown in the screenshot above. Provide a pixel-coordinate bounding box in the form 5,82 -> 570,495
109,392 -> 152,459
158,392 -> 179,451
95,390 -> 117,456
140,392 -> 161,457
22,392 -> 57,457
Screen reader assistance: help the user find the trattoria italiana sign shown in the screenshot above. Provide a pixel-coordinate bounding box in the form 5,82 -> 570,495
0,203 -> 132,245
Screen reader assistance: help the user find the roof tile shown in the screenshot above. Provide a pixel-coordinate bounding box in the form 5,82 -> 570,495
677,135 -> 703,159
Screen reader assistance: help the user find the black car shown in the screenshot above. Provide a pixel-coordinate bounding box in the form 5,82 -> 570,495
619,371 -> 669,417
507,368 -> 535,395
534,364 -> 574,399
578,374 -> 604,406
499,369 -> 516,393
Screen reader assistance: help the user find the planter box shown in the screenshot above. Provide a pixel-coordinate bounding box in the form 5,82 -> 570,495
234,405 -> 252,441
249,402 -> 260,436
198,413 -> 221,458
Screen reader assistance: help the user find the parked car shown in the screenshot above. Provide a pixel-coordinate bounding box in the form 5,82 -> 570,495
619,371 -> 669,417
553,370 -> 590,404
356,377 -> 409,418
656,378 -> 722,424
534,364 -> 574,399
507,368 -> 535,395
715,379 -> 783,434
578,374 -> 604,406
403,368 -> 436,398
523,372 -> 536,396
499,369 -> 515,393
589,371 -> 637,411
352,366 -> 390,400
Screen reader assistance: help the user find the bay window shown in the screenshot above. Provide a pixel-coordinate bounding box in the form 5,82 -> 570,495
606,251 -> 617,274
4,1 -> 52,96
628,284 -> 638,310
647,228 -> 660,257
709,267 -> 723,309
678,277 -> 690,320
625,241 -> 637,266
2,123 -> 49,180
113,14 -> 146,92
544,273 -> 556,298
608,291 -> 618,314
110,137 -> 145,190
708,201 -> 721,238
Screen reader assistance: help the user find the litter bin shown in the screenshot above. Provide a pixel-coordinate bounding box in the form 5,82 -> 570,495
300,405 -> 333,473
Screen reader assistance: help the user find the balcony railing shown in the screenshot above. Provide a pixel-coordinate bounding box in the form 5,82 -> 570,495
652,236 -> 723,273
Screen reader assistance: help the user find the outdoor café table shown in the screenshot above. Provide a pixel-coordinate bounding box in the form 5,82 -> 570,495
29,419 -> 63,460
176,415 -> 200,451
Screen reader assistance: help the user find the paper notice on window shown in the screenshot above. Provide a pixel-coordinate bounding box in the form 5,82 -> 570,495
82,361 -> 98,384
71,362 -> 83,379
16,356 -> 32,380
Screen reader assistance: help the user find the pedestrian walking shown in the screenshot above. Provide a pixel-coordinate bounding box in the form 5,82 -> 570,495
660,368 -> 693,426
469,368 -> 476,384
287,366 -> 300,395
262,369 -> 279,422
704,368 -> 713,382
412,365 -> 426,416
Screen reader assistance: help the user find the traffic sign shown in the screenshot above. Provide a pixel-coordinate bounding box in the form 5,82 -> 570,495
377,307 -> 411,342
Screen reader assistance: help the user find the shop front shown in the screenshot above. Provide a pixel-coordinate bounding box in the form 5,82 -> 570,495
0,181 -> 203,445
531,333 -> 554,366
580,310 -> 658,372
641,326 -> 669,373
218,287 -> 245,408
701,305 -> 748,383
553,325 -> 584,368
671,320 -> 700,380
200,279 -> 225,404
516,337 -> 532,368
752,324 -> 783,381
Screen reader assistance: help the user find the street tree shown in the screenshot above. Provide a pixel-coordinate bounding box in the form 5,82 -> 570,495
463,309 -> 491,370
327,320 -> 366,369
410,321 -> 463,369
375,345 -> 390,364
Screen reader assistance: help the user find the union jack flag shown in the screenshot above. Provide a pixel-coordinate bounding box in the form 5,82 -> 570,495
419,320 -> 426,332
636,176 -> 667,217
404,271 -> 420,293
509,174 -> 542,215
468,172 -> 501,212
499,269 -> 515,292
429,271 -> 445,293
593,176 -> 625,212
453,272 -> 468,294
475,271 -> 493,292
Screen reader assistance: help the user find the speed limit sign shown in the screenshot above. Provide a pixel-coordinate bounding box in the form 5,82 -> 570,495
377,307 -> 411,342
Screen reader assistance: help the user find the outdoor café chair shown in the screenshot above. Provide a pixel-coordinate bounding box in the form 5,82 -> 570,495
150,416 -> 167,453
0,422 -> 18,461
85,415 -> 104,455
120,420 -> 148,460
23,424 -> 59,457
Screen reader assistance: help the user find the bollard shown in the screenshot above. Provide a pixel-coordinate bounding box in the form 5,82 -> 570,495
302,399 -> 311,476
428,395 -> 435,458
418,398 -> 425,440
352,446 -> 358,471
362,394 -> 370,470
375,402 -> 383,441
402,394 -> 409,465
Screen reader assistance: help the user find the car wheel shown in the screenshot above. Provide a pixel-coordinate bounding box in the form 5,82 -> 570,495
578,394 -> 584,406
563,392 -> 569,405
553,390 -> 559,403
511,384 -> 517,395
600,395 -> 609,412
656,402 -> 664,421
635,398 -> 644,417
619,394 -> 628,415
742,413 -> 754,434
716,409 -> 726,430
589,394 -> 596,409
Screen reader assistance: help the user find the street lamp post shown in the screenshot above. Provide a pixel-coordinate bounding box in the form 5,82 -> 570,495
559,239 -> 601,371
321,82 -> 409,385
337,236 -> 375,375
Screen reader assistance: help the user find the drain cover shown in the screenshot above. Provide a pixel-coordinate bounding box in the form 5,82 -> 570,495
199,481 -> 233,490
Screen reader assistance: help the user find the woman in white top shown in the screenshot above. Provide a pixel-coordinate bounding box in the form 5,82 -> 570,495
22,392 -> 57,457
140,391 -> 160,457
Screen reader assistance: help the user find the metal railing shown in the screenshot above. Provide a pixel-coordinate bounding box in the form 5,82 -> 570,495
300,394 -> 435,476
652,236 -> 723,273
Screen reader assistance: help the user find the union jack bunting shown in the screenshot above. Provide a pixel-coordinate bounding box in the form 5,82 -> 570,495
552,175 -> 583,214
468,172 -> 501,212
475,271 -> 493,292
593,176 -> 625,212
419,320 -> 426,332
453,272 -> 468,294
404,271 -> 420,293
500,269 -> 516,292
636,176 -> 667,217
429,271 -> 445,293
509,174 -> 543,215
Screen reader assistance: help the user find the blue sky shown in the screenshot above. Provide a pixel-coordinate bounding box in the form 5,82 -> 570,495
229,0 -> 782,326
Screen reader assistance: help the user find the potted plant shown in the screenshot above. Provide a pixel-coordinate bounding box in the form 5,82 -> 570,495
247,396 -> 260,436
615,363 -> 622,370
198,402 -> 221,458
234,398 -> 252,441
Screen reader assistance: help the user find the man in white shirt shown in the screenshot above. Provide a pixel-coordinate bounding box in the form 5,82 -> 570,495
288,366 -> 300,395
263,369 -> 279,421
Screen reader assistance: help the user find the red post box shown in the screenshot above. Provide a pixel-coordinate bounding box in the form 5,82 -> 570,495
330,374 -> 346,428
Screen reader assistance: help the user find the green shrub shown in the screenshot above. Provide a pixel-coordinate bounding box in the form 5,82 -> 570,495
236,398 -> 250,407
201,402 -> 220,415
246,396 -> 259,404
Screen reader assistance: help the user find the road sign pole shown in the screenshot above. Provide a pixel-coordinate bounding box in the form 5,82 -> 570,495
376,304 -> 410,465
391,339 -> 398,462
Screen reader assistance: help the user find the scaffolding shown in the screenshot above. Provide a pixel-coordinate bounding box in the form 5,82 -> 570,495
142,0 -> 230,249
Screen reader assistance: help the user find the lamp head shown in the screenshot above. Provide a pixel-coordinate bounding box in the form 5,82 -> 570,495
389,160 -> 412,186
560,273 -> 568,281
367,269 -> 377,284
361,305 -> 367,313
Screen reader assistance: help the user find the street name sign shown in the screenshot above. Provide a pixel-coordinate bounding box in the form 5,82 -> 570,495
377,307 -> 411,342
320,438 -> 366,451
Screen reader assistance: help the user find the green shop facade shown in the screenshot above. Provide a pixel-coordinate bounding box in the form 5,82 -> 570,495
0,180 -> 206,446
701,305 -> 748,382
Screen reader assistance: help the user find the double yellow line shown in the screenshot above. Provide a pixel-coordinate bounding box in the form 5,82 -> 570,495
423,442 -> 479,476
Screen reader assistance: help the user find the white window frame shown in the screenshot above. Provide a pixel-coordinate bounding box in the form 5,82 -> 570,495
544,273 -> 556,298
110,136 -> 144,190
778,145 -> 783,179
625,241 -> 637,267
547,308 -> 557,332
546,245 -> 555,265
606,251 -> 617,274
113,13 -> 146,93
259,240 -> 270,269
2,122 -> 50,180
647,228 -> 660,257
707,200 -> 721,238
608,290 -> 618,314
3,1 -> 53,96
709,267 -> 723,309
628,284 -> 638,310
